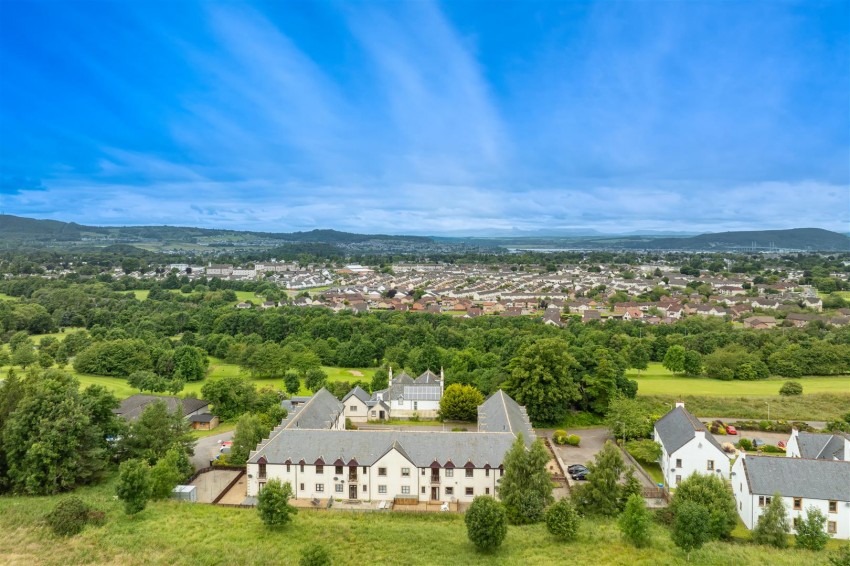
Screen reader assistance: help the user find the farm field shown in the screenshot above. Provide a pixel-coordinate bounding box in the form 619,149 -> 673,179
0,476 -> 839,566
629,363 -> 850,396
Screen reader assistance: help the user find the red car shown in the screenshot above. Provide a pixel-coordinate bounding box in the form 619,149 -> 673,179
778,440 -> 787,449
725,425 -> 738,435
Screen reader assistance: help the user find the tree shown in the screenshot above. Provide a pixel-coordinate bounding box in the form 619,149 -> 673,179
120,400 -> 194,463
672,501 -> 711,560
116,459 -> 152,515
299,543 -> 332,566
128,370 -> 168,393
505,338 -> 582,424
257,479 -> 297,528
439,384 -> 484,421
201,375 -> 259,420
628,341 -> 650,373
149,447 -> 192,500
619,493 -> 652,548
545,498 -> 580,541
465,496 -> 508,552
11,342 -> 36,369
370,367 -> 389,392
304,368 -> 328,393
779,381 -> 803,396
827,543 -> 850,566
662,345 -> 686,374
683,350 -> 702,376
573,441 -> 639,517
670,473 -> 737,540
796,506 -> 830,551
171,346 -> 208,382
498,436 -> 554,524
753,492 -> 789,548
284,371 -> 301,395
229,414 -> 267,466
605,396 -> 654,440
45,496 -> 92,537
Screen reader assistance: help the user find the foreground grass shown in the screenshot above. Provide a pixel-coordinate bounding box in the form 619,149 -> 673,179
0,478 -> 834,566
637,392 -> 850,421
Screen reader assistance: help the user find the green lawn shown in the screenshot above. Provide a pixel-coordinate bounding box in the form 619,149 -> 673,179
0,475 -> 837,566
630,363 -> 850,397
30,328 -> 85,345
131,289 -> 150,300
636,392 -> 850,422
0,292 -> 17,301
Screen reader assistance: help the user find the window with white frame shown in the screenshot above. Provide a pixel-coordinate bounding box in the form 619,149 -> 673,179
401,486 -> 410,495
445,469 -> 453,477
378,485 -> 387,494
316,465 -> 324,474
401,467 -> 410,477
465,487 -> 473,496
316,484 -> 324,492
349,405 -> 357,412
758,496 -> 772,507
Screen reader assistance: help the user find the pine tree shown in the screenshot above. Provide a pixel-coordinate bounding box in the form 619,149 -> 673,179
753,492 -> 789,548
498,436 -> 554,524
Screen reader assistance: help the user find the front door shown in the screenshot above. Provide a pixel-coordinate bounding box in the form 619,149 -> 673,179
431,487 -> 439,501
349,484 -> 358,500
379,410 -> 385,420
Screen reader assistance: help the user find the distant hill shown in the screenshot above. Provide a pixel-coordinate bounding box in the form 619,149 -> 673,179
638,228 -> 849,251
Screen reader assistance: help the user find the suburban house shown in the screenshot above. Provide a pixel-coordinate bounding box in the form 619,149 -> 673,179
731,453 -> 850,540
654,402 -> 730,488
114,394 -> 213,425
368,368 -> 445,419
278,388 -> 345,431
786,429 -> 849,461
342,386 -> 382,424
246,389 -> 536,504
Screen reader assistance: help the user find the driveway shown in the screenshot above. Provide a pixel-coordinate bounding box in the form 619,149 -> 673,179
543,427 -> 611,477
191,430 -> 236,470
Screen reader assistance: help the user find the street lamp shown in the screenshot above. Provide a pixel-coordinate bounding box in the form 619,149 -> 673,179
765,402 -> 770,421
616,421 -> 626,445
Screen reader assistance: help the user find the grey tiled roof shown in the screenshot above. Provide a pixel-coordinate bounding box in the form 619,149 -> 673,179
114,394 -> 209,421
414,370 -> 440,384
249,429 -> 516,468
278,388 -> 343,430
386,371 -> 442,401
478,390 -> 536,447
343,386 -> 371,404
796,432 -> 847,460
654,406 -> 725,455
742,455 -> 850,501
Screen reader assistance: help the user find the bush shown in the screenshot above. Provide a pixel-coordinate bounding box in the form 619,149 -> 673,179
345,417 -> 357,430
738,438 -> 753,451
566,434 -> 581,446
796,506 -> 831,551
45,497 -> 90,537
465,496 -> 508,552
257,479 -> 298,528
552,430 -> 569,445
545,499 -> 580,541
625,439 -> 662,464
762,445 -> 784,454
670,474 -> 737,540
619,493 -> 652,548
827,543 -> 850,566
299,543 -> 332,566
779,381 -> 803,396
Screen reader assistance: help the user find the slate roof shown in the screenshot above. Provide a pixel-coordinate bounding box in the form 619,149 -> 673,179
277,388 -> 343,430
386,371 -> 442,401
654,405 -> 726,455
796,432 -> 848,460
478,390 -> 536,447
249,429 -> 516,468
742,455 -> 850,501
114,394 -> 209,421
342,386 -> 371,404
414,370 -> 440,384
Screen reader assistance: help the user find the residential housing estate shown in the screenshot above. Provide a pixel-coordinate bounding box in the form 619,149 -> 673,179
246,389 -> 535,505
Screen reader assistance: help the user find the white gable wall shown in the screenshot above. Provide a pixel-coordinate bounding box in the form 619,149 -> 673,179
656,429 -> 729,488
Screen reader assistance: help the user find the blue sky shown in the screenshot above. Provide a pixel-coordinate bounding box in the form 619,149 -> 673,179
1,0 -> 848,235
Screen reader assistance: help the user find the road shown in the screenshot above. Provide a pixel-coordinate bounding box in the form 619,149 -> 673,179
191,430 -> 236,470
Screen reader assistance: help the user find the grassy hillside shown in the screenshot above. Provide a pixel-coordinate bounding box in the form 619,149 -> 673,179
0,476 -> 838,566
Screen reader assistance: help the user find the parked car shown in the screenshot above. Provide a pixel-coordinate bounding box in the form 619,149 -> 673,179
752,438 -> 765,448
571,471 -> 589,481
219,440 -> 233,453
567,464 -> 589,474
777,440 -> 787,449
725,425 -> 737,435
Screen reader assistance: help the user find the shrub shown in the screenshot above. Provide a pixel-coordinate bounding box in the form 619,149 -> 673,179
566,434 -> 581,446
762,445 -> 784,454
45,497 -> 90,537
465,496 -> 508,552
619,493 -> 652,548
625,439 -> 662,464
299,543 -> 332,566
738,438 -> 753,451
753,492 -> 789,548
552,430 -> 569,445
670,473 -> 737,540
672,501 -> 711,559
827,543 -> 850,566
796,506 -> 830,551
545,499 -> 580,541
345,417 -> 357,430
257,479 -> 298,528
116,459 -> 152,515
779,381 -> 803,396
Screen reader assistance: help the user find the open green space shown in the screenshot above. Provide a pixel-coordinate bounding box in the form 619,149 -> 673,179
0,476 -> 838,566
0,292 -> 17,301
630,363 -> 850,397
131,289 -> 150,300
637,392 -> 850,422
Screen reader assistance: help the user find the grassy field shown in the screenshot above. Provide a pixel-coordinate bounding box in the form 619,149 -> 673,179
131,289 -> 150,300
636,392 -> 850,422
630,363 -> 850,397
0,292 -> 17,301
0,476 -> 838,566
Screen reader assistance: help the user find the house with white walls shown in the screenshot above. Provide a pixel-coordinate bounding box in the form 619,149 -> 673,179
731,453 -> 850,540
654,402 -> 730,488
786,429 -> 849,461
368,368 -> 445,419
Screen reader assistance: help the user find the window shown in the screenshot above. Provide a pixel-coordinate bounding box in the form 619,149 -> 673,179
258,481 -> 266,492
414,401 -> 418,410
500,469 -> 504,477
445,487 -> 453,496
335,466 -> 343,475
793,498 -> 802,510
466,469 -> 474,478
445,469 -> 453,478
421,469 -> 426,476
316,465 -> 324,474
258,462 -> 267,479
485,488 -> 490,495
401,486 -> 410,495
675,459 -> 682,468
299,483 -> 304,491
828,521 -> 837,534
378,467 -> 387,477
349,405 -> 357,412
421,486 -> 426,494
362,485 -> 367,492
363,466 -> 367,474
706,460 -> 714,471
378,485 -> 387,494
829,501 -> 838,513
286,464 -> 291,473
465,487 -> 473,496
371,410 -> 376,417
401,467 -> 410,477
335,484 -> 343,493
675,475 -> 681,485
300,463 -> 304,473
485,468 -> 490,477
316,484 -> 324,492
758,496 -> 772,507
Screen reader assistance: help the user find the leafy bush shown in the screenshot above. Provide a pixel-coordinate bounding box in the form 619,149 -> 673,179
545,499 -> 580,541
619,493 -> 652,548
779,381 -> 803,396
761,445 -> 784,454
552,430 -> 569,445
299,543 -> 332,566
625,439 -> 662,464
827,543 -> 850,566
45,497 -> 91,537
257,479 -> 298,528
670,474 -> 737,540
465,496 -> 508,552
796,507 -> 830,551
566,434 -> 581,446
738,438 -> 753,451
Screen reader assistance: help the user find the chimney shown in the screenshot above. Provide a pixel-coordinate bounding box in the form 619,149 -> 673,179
790,428 -> 799,438
675,401 -> 685,409
389,366 -> 393,386
440,366 -> 445,395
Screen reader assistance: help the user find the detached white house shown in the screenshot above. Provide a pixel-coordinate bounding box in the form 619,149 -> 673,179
786,429 -> 849,461
654,402 -> 729,488
731,453 -> 850,540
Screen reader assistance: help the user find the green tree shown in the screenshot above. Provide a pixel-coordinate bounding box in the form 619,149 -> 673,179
624,439 -> 662,464
201,375 -> 259,420
171,345 -> 208,382
573,441 -> 639,517
299,543 -> 332,566
149,447 -> 192,500
605,396 -> 654,440
619,493 -> 652,548
505,338 -> 582,424
672,501 -> 711,560
128,370 -> 168,393
464,496 -> 508,552
683,350 -> 702,376
257,479 -> 297,528
779,381 -> 803,396
796,506 -> 830,551
439,384 -> 484,421
545,498 -> 580,541
11,342 -> 36,369
304,368 -> 328,392
284,371 -> 301,395
498,436 -> 554,524
670,473 -> 737,540
116,459 -> 152,515
628,341 -> 650,373
120,400 -> 194,463
662,345 -> 686,374
753,492 -> 789,548
229,413 -> 267,466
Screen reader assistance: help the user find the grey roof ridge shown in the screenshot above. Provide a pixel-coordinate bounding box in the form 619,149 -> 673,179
498,390 -> 513,435
285,387 -> 331,429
